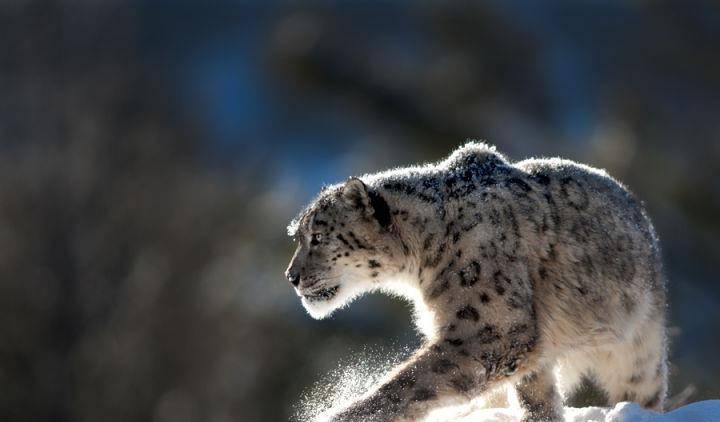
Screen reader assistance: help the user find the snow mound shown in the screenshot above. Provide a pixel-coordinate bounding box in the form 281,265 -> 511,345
426,401 -> 720,422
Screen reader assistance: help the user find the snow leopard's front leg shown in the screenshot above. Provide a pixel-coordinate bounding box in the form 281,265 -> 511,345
329,325 -> 539,421
516,367 -> 563,422
328,343 -> 476,422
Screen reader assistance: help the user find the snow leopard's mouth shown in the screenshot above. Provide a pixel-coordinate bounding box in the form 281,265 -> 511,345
303,285 -> 340,302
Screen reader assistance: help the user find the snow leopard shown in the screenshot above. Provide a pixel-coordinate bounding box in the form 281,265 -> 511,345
285,142 -> 667,421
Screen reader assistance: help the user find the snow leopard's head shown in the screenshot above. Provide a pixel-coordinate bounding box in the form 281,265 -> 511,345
286,177 -> 402,319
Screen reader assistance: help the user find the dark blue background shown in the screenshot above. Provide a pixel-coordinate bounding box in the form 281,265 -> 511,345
1,1 -> 718,420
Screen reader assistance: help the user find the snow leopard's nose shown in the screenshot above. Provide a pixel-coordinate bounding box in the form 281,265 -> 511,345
286,269 -> 300,287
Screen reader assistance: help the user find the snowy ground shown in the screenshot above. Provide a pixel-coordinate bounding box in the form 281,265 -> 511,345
426,401 -> 720,422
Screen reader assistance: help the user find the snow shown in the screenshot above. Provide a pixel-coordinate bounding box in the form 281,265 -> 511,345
295,351 -> 720,422
426,400 -> 720,422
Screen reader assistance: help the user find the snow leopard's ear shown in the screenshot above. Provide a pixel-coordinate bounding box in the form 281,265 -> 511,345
342,177 -> 370,210
341,177 -> 392,230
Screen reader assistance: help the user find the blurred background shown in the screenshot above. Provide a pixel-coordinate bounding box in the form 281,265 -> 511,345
1,1 -> 719,421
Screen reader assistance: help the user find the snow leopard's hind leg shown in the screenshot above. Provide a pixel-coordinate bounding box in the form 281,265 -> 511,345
591,315 -> 668,411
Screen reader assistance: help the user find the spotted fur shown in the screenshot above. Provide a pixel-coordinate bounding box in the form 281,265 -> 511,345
286,142 -> 667,421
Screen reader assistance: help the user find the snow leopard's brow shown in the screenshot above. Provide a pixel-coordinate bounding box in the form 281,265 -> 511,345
287,205 -> 318,238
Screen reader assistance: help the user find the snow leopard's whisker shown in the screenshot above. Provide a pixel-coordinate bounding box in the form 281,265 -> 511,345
303,276 -> 342,290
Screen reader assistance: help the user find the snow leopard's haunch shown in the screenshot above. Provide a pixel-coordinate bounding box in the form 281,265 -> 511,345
286,142 -> 667,421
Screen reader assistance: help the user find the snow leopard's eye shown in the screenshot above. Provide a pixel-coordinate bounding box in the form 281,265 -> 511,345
310,233 -> 323,246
